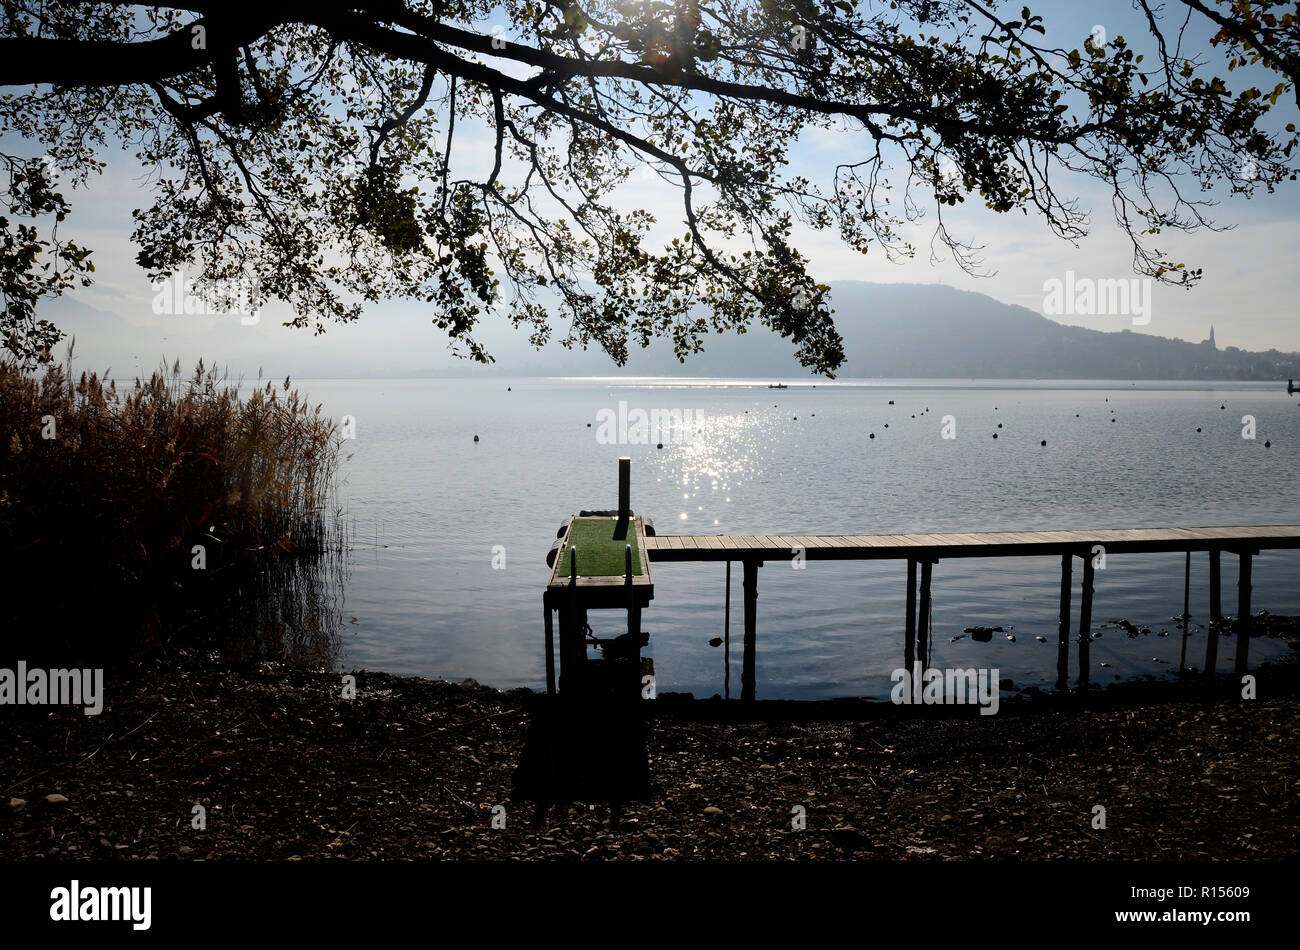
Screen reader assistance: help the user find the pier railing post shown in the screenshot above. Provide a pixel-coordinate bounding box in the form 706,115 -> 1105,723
1235,551 -> 1253,673
1078,552 -> 1095,689
1056,553 -> 1072,689
742,559 -> 759,702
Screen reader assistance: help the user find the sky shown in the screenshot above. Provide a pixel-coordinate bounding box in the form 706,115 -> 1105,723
17,0 -> 1300,379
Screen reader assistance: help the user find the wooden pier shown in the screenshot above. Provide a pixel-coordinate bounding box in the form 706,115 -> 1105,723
542,458 -> 656,699
644,525 -> 1300,700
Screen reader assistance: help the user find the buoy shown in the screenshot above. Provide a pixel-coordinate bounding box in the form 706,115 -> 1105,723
473,435 -> 479,442
992,433 -> 998,439
587,423 -> 591,427
884,423 -> 889,428
997,423 -> 1002,428
888,400 -> 894,405
507,387 -> 511,391
869,433 -> 875,439
793,416 -> 798,420
1196,427 -> 1201,432
656,442 -> 664,449
1265,440 -> 1272,448
1221,405 -> 1225,410
1040,440 -> 1046,446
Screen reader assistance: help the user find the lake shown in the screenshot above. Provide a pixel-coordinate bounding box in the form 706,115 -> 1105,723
289,377 -> 1300,700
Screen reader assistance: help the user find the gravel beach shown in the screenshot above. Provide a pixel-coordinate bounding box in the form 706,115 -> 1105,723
4,618 -> 1298,861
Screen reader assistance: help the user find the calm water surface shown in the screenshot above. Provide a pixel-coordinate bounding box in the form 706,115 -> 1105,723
293,378 -> 1300,699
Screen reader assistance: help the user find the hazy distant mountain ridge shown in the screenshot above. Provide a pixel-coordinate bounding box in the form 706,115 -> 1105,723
39,281 -> 1300,380
825,283 -> 1299,380
499,281 -> 1299,380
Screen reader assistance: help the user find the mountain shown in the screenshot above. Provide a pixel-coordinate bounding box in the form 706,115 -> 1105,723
467,281 -> 1300,380
32,281 -> 1300,380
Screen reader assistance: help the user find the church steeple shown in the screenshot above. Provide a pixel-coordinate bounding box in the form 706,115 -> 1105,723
1208,325 -> 1216,349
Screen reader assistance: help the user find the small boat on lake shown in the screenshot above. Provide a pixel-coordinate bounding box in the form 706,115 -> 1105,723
768,383 -> 788,389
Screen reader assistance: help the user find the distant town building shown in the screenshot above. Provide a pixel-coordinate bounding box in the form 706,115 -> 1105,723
1202,325 -> 1216,350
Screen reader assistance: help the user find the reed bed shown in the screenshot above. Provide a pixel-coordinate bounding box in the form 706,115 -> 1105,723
0,350 -> 348,661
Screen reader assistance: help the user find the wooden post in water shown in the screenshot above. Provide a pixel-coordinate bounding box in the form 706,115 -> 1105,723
904,559 -> 917,673
1208,549 -> 1222,619
625,544 -> 637,638
1206,549 -> 1222,676
1078,553 -> 1095,688
1235,551 -> 1253,673
1056,553 -> 1072,688
917,560 -> 933,670
724,560 -> 731,701
1178,549 -> 1191,674
741,559 -> 759,702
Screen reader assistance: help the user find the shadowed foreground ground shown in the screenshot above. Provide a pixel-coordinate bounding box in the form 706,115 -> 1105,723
3,627 -> 1299,861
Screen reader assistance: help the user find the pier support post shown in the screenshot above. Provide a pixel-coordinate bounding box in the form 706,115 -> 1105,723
917,560 -> 934,670
1236,551 -> 1253,674
1056,553 -> 1072,689
742,559 -> 760,702
558,604 -> 585,695
625,544 -> 637,638
904,559 -> 917,673
544,603 -> 555,695
558,547 -> 585,695
1209,549 -> 1222,621
1078,553 -> 1095,689
1206,549 -> 1222,676
724,561 -> 732,701
1178,549 -> 1191,674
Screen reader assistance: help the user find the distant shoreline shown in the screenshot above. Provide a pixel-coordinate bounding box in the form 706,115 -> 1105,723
141,375 -> 1300,388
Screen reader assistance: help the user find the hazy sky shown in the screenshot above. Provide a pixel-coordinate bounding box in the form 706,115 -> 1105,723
22,1 -> 1300,378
